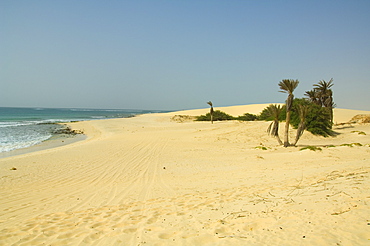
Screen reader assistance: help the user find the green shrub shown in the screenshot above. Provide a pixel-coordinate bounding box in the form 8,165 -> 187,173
255,146 -> 268,150
236,113 -> 258,121
290,98 -> 334,137
340,143 -> 362,147
300,146 -> 322,151
258,106 -> 286,121
258,108 -> 273,121
196,110 -> 263,122
258,99 -> 334,137
196,110 -> 235,121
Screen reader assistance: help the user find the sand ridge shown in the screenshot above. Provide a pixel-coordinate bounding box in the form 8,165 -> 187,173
0,104 -> 370,245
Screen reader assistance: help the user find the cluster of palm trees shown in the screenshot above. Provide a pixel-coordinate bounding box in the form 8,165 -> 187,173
304,78 -> 335,123
207,79 -> 334,147
267,78 -> 334,147
267,79 -> 303,147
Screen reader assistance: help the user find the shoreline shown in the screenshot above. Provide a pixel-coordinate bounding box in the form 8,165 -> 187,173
0,133 -> 87,159
0,105 -> 368,159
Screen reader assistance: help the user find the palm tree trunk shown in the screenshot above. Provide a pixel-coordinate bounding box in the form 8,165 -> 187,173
268,120 -> 283,145
284,111 -> 291,147
210,107 -> 214,124
276,135 -> 283,145
292,136 -> 299,147
292,123 -> 304,146
274,120 -> 283,145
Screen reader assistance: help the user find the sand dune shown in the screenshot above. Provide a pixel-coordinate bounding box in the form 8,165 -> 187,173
169,104 -> 369,123
1,104 -> 369,245
168,104 -> 278,117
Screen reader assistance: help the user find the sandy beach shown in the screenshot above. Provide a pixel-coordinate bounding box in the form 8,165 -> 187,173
1,104 -> 370,245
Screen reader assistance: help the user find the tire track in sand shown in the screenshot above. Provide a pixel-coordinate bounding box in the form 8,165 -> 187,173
0,129 -> 178,245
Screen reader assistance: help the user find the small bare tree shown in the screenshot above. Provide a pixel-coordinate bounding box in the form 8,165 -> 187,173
207,101 -> 214,124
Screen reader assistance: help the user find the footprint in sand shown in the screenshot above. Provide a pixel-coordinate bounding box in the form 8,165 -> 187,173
123,227 -> 137,233
158,231 -> 177,239
83,231 -> 104,243
146,217 -> 157,224
114,222 -> 127,228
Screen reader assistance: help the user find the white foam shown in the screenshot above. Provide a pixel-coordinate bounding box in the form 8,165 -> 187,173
0,134 -> 52,152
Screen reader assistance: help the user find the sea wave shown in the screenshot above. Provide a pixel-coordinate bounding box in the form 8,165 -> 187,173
0,121 -> 36,128
69,109 -> 96,112
0,123 -> 62,153
0,135 -> 51,152
0,107 -> 164,153
0,119 -> 72,128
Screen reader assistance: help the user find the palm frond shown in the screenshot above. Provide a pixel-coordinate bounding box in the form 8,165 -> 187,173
314,78 -> 334,91
297,104 -> 309,121
313,79 -> 334,100
266,104 -> 283,119
304,89 -> 321,105
278,79 -> 299,94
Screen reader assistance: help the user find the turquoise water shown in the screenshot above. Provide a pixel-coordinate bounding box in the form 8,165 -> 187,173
0,107 -> 165,152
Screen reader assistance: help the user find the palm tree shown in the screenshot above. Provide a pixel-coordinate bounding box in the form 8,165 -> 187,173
207,101 -> 214,124
279,79 -> 299,147
304,89 -> 321,106
292,104 -> 309,146
313,78 -> 334,123
266,104 -> 283,145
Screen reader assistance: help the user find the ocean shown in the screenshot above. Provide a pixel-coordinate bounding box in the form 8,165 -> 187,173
0,107 -> 164,153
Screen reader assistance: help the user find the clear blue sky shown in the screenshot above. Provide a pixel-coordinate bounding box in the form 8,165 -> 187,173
1,0 -> 370,110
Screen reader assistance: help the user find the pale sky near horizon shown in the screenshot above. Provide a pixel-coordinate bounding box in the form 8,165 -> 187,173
1,0 -> 370,111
